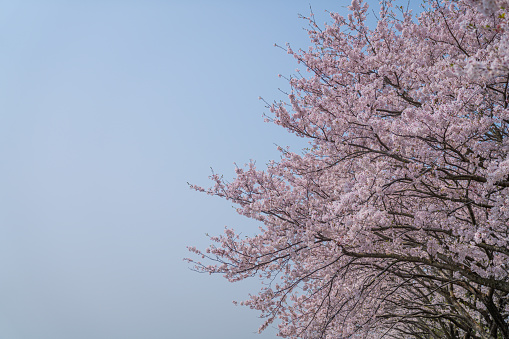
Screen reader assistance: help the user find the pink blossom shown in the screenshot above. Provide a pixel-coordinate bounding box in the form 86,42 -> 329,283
189,1 -> 509,337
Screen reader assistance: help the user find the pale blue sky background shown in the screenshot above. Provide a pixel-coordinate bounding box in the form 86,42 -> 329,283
0,1 -> 381,338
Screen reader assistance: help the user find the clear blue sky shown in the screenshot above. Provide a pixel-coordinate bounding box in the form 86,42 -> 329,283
0,1 -> 380,338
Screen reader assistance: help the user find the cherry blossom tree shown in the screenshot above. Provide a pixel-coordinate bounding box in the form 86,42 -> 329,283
188,0 -> 509,338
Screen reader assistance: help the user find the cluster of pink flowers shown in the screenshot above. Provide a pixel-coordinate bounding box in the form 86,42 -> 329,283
188,0 -> 509,337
